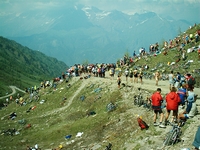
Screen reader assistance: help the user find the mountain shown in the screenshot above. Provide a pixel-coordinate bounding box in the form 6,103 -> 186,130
0,5 -> 196,66
0,21 -> 200,150
0,36 -> 67,96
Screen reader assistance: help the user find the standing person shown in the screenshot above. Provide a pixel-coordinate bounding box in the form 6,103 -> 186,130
151,88 -> 166,128
168,71 -> 174,90
186,73 -> 196,91
109,66 -> 115,80
198,47 -> 200,61
133,69 -> 139,83
124,68 -> 129,82
133,51 -> 136,58
139,70 -> 143,84
155,71 -> 160,86
117,75 -> 121,89
129,69 -> 134,83
174,72 -> 181,89
177,84 -> 187,109
165,87 -> 181,125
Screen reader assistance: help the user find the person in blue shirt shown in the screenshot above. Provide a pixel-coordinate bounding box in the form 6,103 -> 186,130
177,84 -> 187,108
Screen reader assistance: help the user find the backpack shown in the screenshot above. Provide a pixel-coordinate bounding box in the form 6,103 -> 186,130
188,77 -> 196,85
137,117 -> 149,130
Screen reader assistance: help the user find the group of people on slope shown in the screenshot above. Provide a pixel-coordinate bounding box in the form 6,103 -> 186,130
151,84 -> 198,128
114,67 -> 144,89
65,63 -> 117,78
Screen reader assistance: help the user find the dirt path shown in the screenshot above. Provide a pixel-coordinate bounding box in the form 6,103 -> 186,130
4,72 -> 198,149
0,86 -> 26,100
43,72 -> 200,117
41,77 -> 106,116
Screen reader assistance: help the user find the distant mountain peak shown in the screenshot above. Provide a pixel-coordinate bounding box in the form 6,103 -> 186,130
1,5 -> 193,65
82,6 -> 111,19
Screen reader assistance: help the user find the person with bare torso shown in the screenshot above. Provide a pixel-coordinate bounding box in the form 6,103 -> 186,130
155,71 -> 160,86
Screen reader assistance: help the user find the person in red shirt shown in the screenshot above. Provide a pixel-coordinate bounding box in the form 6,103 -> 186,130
165,86 -> 181,125
151,88 -> 165,128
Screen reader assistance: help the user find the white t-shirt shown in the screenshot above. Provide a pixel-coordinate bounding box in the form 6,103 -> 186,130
125,70 -> 129,75
188,102 -> 198,117
168,73 -> 174,83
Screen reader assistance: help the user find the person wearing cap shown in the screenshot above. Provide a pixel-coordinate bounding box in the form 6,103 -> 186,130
185,88 -> 195,113
177,94 -> 198,124
151,88 -> 166,128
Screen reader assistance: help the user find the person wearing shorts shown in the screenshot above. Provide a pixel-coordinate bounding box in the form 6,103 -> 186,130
117,75 -> 121,89
178,95 -> 198,122
129,69 -> 133,83
124,68 -> 129,82
133,70 -> 138,83
155,71 -> 160,86
151,88 -> 165,128
139,71 -> 143,84
168,70 -> 174,90
165,87 -> 181,124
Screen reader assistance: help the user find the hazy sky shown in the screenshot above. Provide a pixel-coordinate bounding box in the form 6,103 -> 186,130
0,0 -> 199,23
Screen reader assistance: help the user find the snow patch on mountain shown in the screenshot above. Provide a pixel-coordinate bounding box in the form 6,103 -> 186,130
82,6 -> 92,18
136,19 -> 148,26
82,6 -> 110,19
157,14 -> 164,21
96,11 -> 111,19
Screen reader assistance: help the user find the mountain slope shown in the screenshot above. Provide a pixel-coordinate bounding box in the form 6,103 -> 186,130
0,36 -> 67,96
0,6 -> 195,65
0,21 -> 200,150
0,71 -> 199,150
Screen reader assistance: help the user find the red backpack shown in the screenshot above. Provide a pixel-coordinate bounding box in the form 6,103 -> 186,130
137,117 -> 149,130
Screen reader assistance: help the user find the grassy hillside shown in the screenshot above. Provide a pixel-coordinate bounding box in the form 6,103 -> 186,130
0,24 -> 199,150
0,36 -> 68,96
0,72 -> 199,150
125,24 -> 200,81
0,76 -> 148,150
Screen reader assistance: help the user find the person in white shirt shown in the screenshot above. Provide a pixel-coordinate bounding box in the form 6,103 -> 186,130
178,94 -> 198,122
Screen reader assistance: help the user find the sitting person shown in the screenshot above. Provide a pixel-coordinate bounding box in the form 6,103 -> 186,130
186,88 -> 196,113
178,94 -> 198,123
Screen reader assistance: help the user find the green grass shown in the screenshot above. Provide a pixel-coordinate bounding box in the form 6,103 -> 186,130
0,78 -> 127,149
0,24 -> 200,150
126,24 -> 200,76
